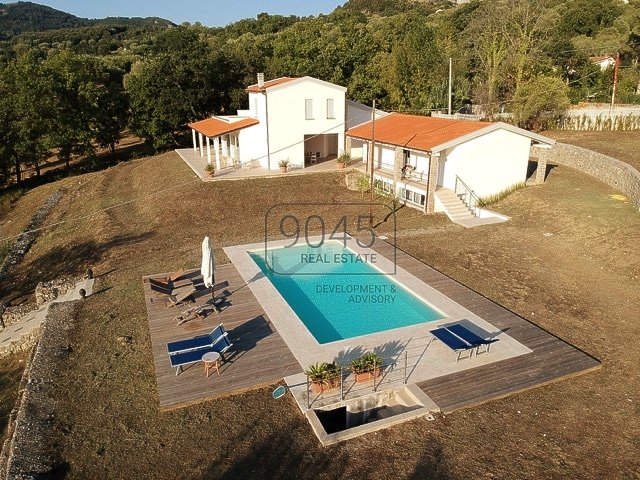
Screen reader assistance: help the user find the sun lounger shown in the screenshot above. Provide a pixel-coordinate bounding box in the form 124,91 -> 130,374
166,324 -> 226,355
150,278 -> 174,295
173,305 -> 208,325
165,285 -> 196,308
164,269 -> 188,282
170,333 -> 233,375
447,324 -> 493,355
429,327 -> 474,362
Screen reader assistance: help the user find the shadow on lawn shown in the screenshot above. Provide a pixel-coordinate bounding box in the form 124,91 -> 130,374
197,422 -> 453,480
0,231 -> 155,304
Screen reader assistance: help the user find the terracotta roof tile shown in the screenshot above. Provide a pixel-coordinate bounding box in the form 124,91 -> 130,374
246,77 -> 298,92
346,113 -> 492,152
188,117 -> 259,137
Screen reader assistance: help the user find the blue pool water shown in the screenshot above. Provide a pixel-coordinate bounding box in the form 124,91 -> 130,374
249,242 -> 444,344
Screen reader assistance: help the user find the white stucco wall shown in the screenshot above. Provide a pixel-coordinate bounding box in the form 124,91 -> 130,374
266,78 -> 346,169
234,93 -> 269,167
439,129 -> 532,198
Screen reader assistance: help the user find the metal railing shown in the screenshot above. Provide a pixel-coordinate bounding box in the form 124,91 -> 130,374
306,352 -> 410,408
454,175 -> 481,217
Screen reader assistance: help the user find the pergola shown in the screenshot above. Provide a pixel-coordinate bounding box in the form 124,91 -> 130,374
188,116 -> 259,170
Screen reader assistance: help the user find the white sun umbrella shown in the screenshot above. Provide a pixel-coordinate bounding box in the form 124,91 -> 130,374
201,236 -> 215,296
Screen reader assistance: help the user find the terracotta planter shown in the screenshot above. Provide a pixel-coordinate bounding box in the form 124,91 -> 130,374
309,376 -> 340,394
354,368 -> 382,383
280,166 -> 288,173
337,162 -> 346,170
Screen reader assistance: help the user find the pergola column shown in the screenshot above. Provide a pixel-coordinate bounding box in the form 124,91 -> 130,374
192,129 -> 197,151
223,135 -> 229,157
206,136 -> 211,164
230,134 -> 236,161
214,137 -> 221,170
198,132 -> 204,158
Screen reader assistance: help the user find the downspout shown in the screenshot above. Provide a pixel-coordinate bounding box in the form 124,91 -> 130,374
263,90 -> 270,170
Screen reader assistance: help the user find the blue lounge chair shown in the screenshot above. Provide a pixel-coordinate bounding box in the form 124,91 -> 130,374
429,327 -> 474,362
170,333 -> 233,375
166,324 -> 226,356
447,324 -> 493,355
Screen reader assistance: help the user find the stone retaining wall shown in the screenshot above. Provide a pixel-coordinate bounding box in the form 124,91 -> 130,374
1,301 -> 77,479
0,188 -> 63,279
534,143 -> 640,209
1,276 -> 77,331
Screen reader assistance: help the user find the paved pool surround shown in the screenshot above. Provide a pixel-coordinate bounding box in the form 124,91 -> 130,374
224,236 -> 532,386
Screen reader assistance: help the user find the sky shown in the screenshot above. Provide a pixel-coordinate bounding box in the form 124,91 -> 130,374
37,0 -> 346,27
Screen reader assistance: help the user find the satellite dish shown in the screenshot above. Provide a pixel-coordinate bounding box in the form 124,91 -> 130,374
272,385 -> 287,399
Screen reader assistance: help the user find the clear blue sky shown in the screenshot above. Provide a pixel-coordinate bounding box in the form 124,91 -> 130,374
37,0 -> 346,27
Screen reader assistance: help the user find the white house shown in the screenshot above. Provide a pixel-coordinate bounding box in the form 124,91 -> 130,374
589,55 -> 616,71
189,75 -> 377,171
346,113 -> 555,216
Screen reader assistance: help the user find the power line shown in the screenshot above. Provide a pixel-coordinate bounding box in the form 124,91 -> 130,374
0,113 -> 370,244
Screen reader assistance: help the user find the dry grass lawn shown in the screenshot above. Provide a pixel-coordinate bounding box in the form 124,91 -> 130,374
0,147 -> 638,479
546,130 -> 640,171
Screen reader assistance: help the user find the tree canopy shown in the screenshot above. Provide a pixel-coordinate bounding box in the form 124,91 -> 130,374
0,0 -> 639,186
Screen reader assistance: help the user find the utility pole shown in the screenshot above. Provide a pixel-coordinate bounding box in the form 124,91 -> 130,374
448,58 -> 452,116
368,99 -> 376,226
611,52 -> 620,113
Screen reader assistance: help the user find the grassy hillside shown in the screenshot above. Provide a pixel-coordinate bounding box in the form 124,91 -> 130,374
0,148 -> 638,478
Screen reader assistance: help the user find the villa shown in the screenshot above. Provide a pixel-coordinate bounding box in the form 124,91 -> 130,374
185,75 -> 557,225
346,114 -> 556,220
188,74 -> 381,171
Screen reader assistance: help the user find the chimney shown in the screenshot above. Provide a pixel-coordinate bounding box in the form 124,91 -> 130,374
257,73 -> 264,88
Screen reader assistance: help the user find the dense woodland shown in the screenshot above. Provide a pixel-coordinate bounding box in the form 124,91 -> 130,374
0,0 -> 639,185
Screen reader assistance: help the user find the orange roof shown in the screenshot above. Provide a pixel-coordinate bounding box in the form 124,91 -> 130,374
246,77 -> 298,92
346,113 -> 492,152
188,117 -> 259,137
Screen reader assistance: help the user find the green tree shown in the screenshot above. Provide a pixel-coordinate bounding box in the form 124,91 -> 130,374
3,52 -> 56,182
511,75 -> 570,130
126,27 -> 236,150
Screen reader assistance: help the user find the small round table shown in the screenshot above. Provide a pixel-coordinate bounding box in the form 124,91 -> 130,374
202,351 -> 221,378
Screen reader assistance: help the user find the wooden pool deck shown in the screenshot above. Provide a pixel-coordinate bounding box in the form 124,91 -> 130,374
143,267 -> 301,410
371,240 -> 601,413
144,239 -> 600,412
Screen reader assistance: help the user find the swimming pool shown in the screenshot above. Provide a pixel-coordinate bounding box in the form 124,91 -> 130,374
249,241 -> 444,344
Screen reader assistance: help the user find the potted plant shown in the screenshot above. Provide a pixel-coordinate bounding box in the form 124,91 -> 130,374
336,151 -> 351,170
204,163 -> 215,177
278,159 -> 289,173
351,352 -> 384,383
305,362 -> 340,394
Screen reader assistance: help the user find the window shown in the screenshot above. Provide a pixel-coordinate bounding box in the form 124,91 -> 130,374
403,149 -> 411,165
305,99 -> 314,120
326,98 -> 335,119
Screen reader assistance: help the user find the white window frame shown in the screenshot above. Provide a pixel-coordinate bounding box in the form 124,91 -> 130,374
305,99 -> 314,120
326,98 -> 335,119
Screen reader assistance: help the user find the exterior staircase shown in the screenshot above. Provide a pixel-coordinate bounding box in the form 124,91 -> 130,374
434,188 -> 505,228
435,188 -> 479,226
